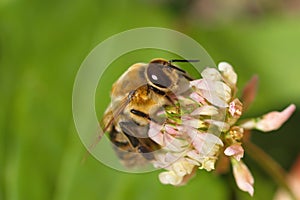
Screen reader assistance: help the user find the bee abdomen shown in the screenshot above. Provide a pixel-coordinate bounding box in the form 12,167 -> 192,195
130,109 -> 151,120
109,127 -> 131,148
137,146 -> 155,160
109,125 -> 151,167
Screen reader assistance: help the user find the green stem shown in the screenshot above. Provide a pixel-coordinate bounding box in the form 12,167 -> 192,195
243,141 -> 296,200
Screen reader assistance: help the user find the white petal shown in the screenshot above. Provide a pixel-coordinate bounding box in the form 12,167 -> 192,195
205,119 -> 230,132
214,81 -> 232,102
187,150 -> 202,161
186,150 -> 217,171
200,157 -> 216,171
182,116 -> 204,129
218,62 -> 237,85
201,67 -> 222,81
178,95 -> 197,106
164,152 -> 181,163
159,171 -> 183,185
190,105 -> 219,116
191,79 -> 211,91
164,134 -> 188,152
201,90 -> 228,107
185,157 -> 200,166
172,159 -> 195,177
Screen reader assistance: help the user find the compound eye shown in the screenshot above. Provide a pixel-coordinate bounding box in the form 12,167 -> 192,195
147,63 -> 172,88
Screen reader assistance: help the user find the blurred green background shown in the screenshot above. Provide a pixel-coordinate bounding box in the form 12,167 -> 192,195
1,0 -> 300,199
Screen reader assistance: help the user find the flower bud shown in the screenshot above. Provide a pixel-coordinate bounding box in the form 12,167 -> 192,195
231,159 -> 254,196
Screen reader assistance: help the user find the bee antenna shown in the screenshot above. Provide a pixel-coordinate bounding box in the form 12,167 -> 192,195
166,59 -> 198,77
168,59 -> 200,64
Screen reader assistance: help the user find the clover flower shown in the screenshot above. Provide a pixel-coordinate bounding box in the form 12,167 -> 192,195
149,62 -> 296,196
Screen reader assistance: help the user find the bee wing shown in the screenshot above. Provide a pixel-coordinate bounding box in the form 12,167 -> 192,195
84,96 -> 130,158
119,121 -> 149,139
101,100 -> 158,167
101,96 -> 130,133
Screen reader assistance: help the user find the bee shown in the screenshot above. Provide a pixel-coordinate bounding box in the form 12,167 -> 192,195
101,58 -> 197,167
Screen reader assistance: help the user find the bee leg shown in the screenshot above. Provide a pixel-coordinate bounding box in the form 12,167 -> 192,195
147,85 -> 165,96
127,90 -> 136,100
147,84 -> 177,106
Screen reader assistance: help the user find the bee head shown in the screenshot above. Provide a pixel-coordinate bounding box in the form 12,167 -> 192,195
146,58 -> 194,93
146,62 -> 173,89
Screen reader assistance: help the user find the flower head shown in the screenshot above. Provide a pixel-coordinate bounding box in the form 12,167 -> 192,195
148,62 -> 296,196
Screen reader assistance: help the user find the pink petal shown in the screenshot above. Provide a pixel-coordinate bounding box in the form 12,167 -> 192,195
189,132 -> 223,156
224,144 -> 244,161
178,96 -> 197,106
228,98 -> 243,118
201,90 -> 228,107
242,75 -> 258,111
231,159 -> 254,196
186,128 -> 223,146
239,119 -> 256,130
189,92 -> 205,104
256,104 -> 296,132
165,125 -> 179,135
190,79 -> 204,89
164,134 -> 188,152
148,122 -> 164,145
190,79 -> 230,107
